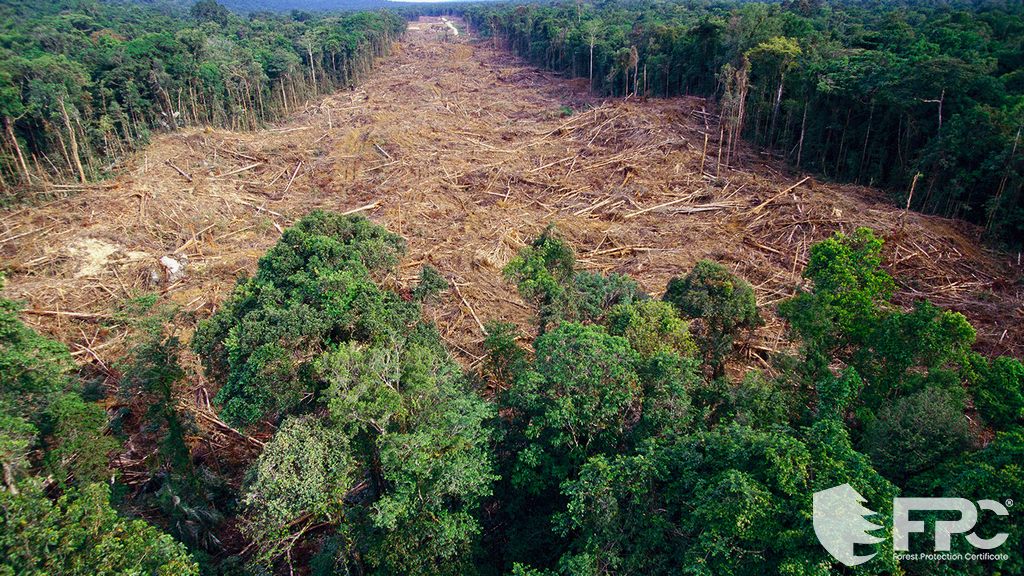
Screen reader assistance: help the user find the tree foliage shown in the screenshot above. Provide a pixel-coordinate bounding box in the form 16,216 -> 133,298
861,386 -> 972,481
192,210 -> 409,425
504,226 -> 644,332
8,209 -> 1023,574
0,279 -> 196,574
194,211 -> 497,574
663,260 -> 761,374
482,225 -> 1020,574
0,481 -> 198,576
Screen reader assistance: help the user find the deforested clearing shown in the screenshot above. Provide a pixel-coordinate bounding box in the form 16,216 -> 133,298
3,17 -> 1019,370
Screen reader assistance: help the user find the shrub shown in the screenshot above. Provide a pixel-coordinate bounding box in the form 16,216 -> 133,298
861,387 -> 971,481
0,481 -> 199,575
0,267 -> 195,572
970,355 -> 1024,430
1,282 -> 115,489
814,367 -> 863,421
121,332 -> 193,478
663,260 -> 761,374
411,264 -> 449,302
504,227 -> 645,332
567,271 -> 646,327
780,229 -> 987,426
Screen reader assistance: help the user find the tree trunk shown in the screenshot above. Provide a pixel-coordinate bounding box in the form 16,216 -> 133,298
307,43 -> 318,95
2,463 -> 18,495
835,107 -> 851,176
987,125 -> 1021,231
732,60 -> 750,158
58,97 -> 87,183
859,100 -> 875,183
588,40 -> 594,89
796,100 -> 807,168
769,74 -> 784,147
3,116 -> 30,184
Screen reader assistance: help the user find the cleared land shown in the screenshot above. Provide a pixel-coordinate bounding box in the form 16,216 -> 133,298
2,16 -> 1022,385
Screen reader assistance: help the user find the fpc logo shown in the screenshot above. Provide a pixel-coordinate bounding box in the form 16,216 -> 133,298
812,484 -> 1011,567
813,484 -> 885,566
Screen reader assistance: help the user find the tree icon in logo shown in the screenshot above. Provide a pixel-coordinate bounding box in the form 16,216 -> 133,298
813,483 -> 885,566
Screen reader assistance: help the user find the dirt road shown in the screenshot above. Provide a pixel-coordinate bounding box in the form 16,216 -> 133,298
2,17 -> 1021,371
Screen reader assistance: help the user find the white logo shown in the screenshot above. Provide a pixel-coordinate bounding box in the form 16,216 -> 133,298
813,484 -> 885,566
894,498 -> 1009,551
813,484 -> 1011,567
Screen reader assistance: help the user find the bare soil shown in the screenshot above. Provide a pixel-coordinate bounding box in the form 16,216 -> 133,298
3,16 -> 1022,387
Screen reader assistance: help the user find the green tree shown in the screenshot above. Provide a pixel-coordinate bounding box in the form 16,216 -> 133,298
605,299 -> 696,360
663,260 -> 761,375
556,424 -> 825,575
1,275 -> 74,414
190,0 -> 229,27
220,213 -> 496,574
504,227 -> 644,332
241,416 -> 353,563
861,386 -> 971,482
0,481 -> 198,576
504,322 -> 641,493
922,427 -> 1024,576
746,36 -> 802,146
969,355 -> 1024,430
192,210 -> 409,425
482,321 -> 529,387
779,228 -> 895,380
42,393 -> 117,486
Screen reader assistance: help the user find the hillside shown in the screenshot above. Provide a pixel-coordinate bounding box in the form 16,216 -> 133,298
2,17 -> 1020,369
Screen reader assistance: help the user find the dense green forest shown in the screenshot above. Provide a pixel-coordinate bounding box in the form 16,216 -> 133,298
0,0 -> 404,190
460,0 -> 1024,246
4,210 -> 1023,574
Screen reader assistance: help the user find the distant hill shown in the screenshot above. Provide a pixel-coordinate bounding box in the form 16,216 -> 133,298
116,0 -> 509,16
216,0 -> 497,13
219,0 -> 399,12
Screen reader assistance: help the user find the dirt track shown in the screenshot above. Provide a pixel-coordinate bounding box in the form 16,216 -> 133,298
2,17 -> 1022,374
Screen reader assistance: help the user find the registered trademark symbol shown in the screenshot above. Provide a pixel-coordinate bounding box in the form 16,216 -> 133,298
1006,499 -> 1014,508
